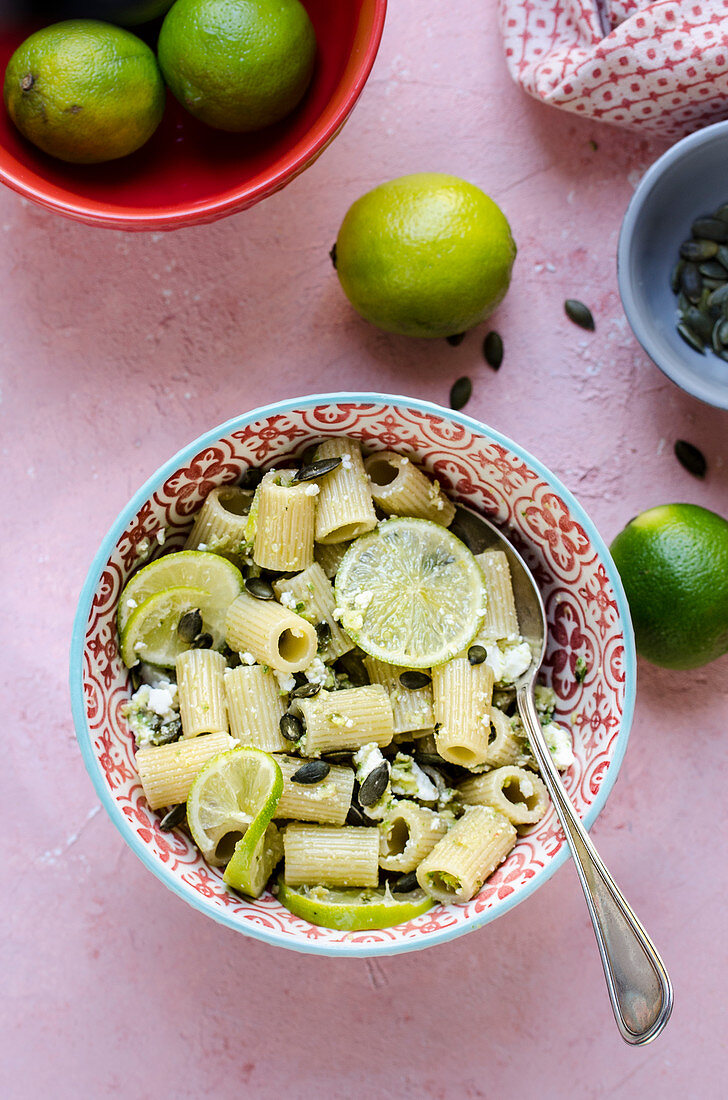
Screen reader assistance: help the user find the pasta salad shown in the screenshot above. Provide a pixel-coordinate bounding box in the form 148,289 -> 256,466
118,437 -> 575,929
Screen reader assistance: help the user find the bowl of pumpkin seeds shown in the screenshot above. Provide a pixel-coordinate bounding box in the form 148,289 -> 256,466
618,119 -> 728,410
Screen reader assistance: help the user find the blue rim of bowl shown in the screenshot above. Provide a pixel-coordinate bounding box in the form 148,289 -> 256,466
617,119 -> 728,411
70,392 -> 636,957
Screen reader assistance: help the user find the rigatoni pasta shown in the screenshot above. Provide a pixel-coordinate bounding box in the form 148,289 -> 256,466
283,824 -> 380,887
225,591 -> 318,673
273,563 -> 353,662
176,649 -> 228,738
184,485 -> 253,555
313,437 -> 377,544
474,550 -> 520,643
432,657 -> 494,767
416,806 -> 517,903
378,800 -> 448,872
273,755 -> 354,825
364,450 -> 456,526
136,730 -> 233,810
363,656 -> 435,734
457,766 -> 549,825
225,665 -> 288,752
253,469 -> 316,571
291,685 -> 394,755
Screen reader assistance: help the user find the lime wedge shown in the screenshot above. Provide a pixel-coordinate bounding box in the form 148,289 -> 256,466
225,822 -> 284,898
120,585 -> 228,668
277,878 -> 433,930
334,517 -> 485,667
118,550 -> 243,635
187,747 -> 283,872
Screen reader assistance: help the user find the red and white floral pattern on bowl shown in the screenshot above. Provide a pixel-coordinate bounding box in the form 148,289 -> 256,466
78,397 -> 633,955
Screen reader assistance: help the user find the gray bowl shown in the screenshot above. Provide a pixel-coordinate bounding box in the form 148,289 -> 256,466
618,120 -> 728,410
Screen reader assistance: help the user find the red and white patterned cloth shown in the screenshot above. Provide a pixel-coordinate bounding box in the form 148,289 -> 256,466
499,0 -> 728,139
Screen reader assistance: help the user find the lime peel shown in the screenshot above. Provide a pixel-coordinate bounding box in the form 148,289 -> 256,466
277,878 -> 433,930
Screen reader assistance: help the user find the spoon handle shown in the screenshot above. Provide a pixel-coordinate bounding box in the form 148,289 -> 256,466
517,686 -> 673,1045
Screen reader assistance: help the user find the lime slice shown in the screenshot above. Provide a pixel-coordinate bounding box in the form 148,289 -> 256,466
277,878 -> 433,930
225,822 -> 284,898
187,747 -> 283,870
334,517 -> 485,667
118,550 -> 243,636
120,585 -> 229,668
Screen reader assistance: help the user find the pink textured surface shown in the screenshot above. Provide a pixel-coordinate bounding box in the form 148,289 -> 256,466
1,1 -> 727,1096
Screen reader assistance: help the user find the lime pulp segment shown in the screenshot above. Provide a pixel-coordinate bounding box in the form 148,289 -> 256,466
118,550 -> 243,635
277,878 -> 434,930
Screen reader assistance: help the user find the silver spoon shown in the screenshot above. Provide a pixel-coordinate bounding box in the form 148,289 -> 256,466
452,505 -> 673,1045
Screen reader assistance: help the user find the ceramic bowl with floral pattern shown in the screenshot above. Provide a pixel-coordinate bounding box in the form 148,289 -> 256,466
70,394 -> 635,956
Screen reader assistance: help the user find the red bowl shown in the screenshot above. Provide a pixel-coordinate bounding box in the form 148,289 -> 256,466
0,1 -> 387,230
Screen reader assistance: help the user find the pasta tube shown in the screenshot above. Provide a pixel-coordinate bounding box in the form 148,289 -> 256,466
363,656 -> 435,734
483,706 -> 529,768
136,731 -> 233,810
432,657 -> 494,767
457,766 -> 549,825
314,540 -> 351,579
225,591 -> 318,673
184,485 -> 253,554
283,823 -> 380,887
273,755 -> 355,825
378,800 -> 448,873
273,563 -> 353,662
253,469 -> 316,571
416,805 -> 517,903
313,437 -> 377,544
290,685 -> 394,756
364,451 -> 456,526
475,550 -> 520,642
176,649 -> 228,739
225,665 -> 289,752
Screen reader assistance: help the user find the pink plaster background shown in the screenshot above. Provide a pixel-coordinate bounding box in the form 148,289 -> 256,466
1,1 -> 727,1096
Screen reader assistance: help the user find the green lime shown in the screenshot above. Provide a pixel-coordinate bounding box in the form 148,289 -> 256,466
334,517 -> 485,668
120,584 -> 231,667
157,0 -> 317,132
610,503 -> 728,670
117,550 -> 243,636
277,878 -> 433,930
187,748 -> 283,884
4,20 -> 165,164
333,173 -> 517,338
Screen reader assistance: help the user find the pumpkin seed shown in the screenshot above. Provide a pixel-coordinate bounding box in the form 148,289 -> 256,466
483,331 -> 504,370
399,670 -> 431,690
413,751 -> 448,769
682,308 -> 713,342
674,440 -> 707,478
293,457 -> 342,482
677,323 -> 705,353
291,760 -> 331,784
708,283 -> 728,308
159,803 -> 186,831
719,320 -> 728,345
315,621 -> 332,646
245,576 -> 275,600
681,239 -> 719,262
680,263 -> 702,303
670,260 -> 685,293
692,217 -> 728,242
701,277 -> 725,291
346,804 -> 367,826
713,318 -> 725,353
177,608 -> 202,642
467,644 -> 486,665
698,260 -> 727,279
358,761 -> 390,806
324,751 -> 354,765
446,332 -> 466,346
564,299 -> 595,331
393,871 -> 419,893
150,719 -> 182,746
290,682 -> 322,699
716,203 -> 728,223
716,245 -> 728,270
280,713 -> 303,741
449,376 -> 472,410
191,632 -> 213,649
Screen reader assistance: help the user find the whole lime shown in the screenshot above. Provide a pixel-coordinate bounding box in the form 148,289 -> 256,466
332,173 -> 517,338
157,0 -> 317,133
3,20 -> 165,164
610,503 -> 728,670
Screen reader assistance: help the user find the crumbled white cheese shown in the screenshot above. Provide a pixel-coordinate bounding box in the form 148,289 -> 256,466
156,528 -> 166,545
274,670 -> 296,694
353,742 -> 386,780
240,652 -> 256,666
542,721 -> 575,770
145,682 -> 179,719
197,542 -> 208,551
340,453 -> 353,470
353,590 -> 373,611
304,484 -> 320,496
279,591 -> 297,610
303,657 -> 328,687
126,598 -> 138,610
485,639 -> 533,685
390,754 -> 439,802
